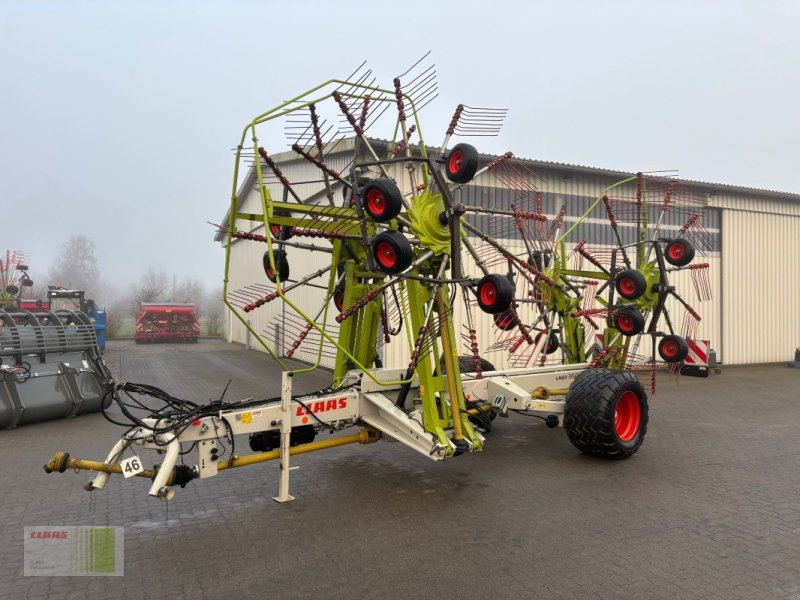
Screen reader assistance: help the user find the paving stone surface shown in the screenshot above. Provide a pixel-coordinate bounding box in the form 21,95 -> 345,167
2,339 -> 799,599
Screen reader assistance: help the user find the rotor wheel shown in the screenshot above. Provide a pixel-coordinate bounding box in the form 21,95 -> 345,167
269,210 -> 294,241
563,368 -> 648,459
263,250 -> 290,283
476,274 -> 514,314
445,143 -> 479,184
493,309 -> 519,331
361,178 -> 403,223
535,331 -> 559,355
664,238 -> 695,267
371,231 -> 413,274
440,355 -> 497,375
332,284 -> 345,312
614,305 -> 645,336
528,250 -> 551,271
615,269 -> 647,300
658,334 -> 689,362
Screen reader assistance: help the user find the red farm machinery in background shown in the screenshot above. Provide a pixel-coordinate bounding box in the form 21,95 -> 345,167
134,302 -> 200,343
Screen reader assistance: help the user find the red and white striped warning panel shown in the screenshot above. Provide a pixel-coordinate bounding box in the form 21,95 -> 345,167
684,339 -> 709,365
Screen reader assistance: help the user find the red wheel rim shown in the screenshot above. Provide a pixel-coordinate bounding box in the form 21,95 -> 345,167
270,224 -> 281,237
448,150 -> 464,175
266,266 -> 275,279
662,339 -> 679,358
619,276 -> 636,296
366,189 -> 386,217
334,292 -> 344,311
617,314 -> 635,333
668,243 -> 685,260
480,282 -> 497,307
376,241 -> 397,269
615,390 -> 641,442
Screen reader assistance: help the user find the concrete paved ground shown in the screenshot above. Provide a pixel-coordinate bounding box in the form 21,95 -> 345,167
1,339 -> 799,599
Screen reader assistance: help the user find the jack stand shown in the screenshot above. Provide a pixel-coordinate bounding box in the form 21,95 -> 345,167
273,371 -> 295,503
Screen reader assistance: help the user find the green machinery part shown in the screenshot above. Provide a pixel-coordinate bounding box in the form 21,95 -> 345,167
220,59 -> 709,455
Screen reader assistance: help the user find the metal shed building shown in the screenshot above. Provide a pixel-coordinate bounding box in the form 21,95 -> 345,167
217,137 -> 800,367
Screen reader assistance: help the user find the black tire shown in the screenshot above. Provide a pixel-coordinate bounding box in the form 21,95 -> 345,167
332,283 -> 345,312
615,269 -> 647,300
458,355 -> 496,374
535,331 -> 559,354
439,355 -> 496,374
528,251 -> 551,271
664,238 -> 695,267
658,334 -> 689,362
445,143 -> 479,184
5,285 -> 19,295
263,250 -> 290,283
371,231 -> 413,274
563,368 -> 648,459
613,305 -> 645,336
476,274 -> 514,314
360,178 -> 403,223
268,210 -> 294,241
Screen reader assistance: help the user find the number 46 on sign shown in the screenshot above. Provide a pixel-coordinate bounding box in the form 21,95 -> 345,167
120,456 -> 143,478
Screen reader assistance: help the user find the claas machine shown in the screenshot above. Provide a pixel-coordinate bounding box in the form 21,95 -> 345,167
45,57 -> 712,502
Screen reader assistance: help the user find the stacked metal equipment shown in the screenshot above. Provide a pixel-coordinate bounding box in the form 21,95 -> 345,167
0,309 -> 111,428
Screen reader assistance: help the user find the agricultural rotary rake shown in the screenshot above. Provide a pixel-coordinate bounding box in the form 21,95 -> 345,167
45,57 -> 713,502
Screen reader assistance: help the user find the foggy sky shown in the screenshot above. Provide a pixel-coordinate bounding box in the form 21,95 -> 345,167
2,0 -> 798,296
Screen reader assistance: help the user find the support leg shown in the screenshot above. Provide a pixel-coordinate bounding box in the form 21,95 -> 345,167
273,371 -> 295,503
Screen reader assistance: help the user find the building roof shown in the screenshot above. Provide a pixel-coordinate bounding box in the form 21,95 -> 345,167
215,136 -> 800,243
502,154 -> 800,201
362,136 -> 800,200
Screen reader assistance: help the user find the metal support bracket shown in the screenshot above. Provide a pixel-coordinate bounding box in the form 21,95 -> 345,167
198,439 -> 219,479
59,363 -> 85,418
274,371 -> 295,503
360,392 -> 446,460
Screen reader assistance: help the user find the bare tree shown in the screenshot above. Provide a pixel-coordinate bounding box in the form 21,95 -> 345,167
171,277 -> 205,306
48,235 -> 99,295
137,268 -> 169,303
124,268 -> 170,316
105,301 -> 127,340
